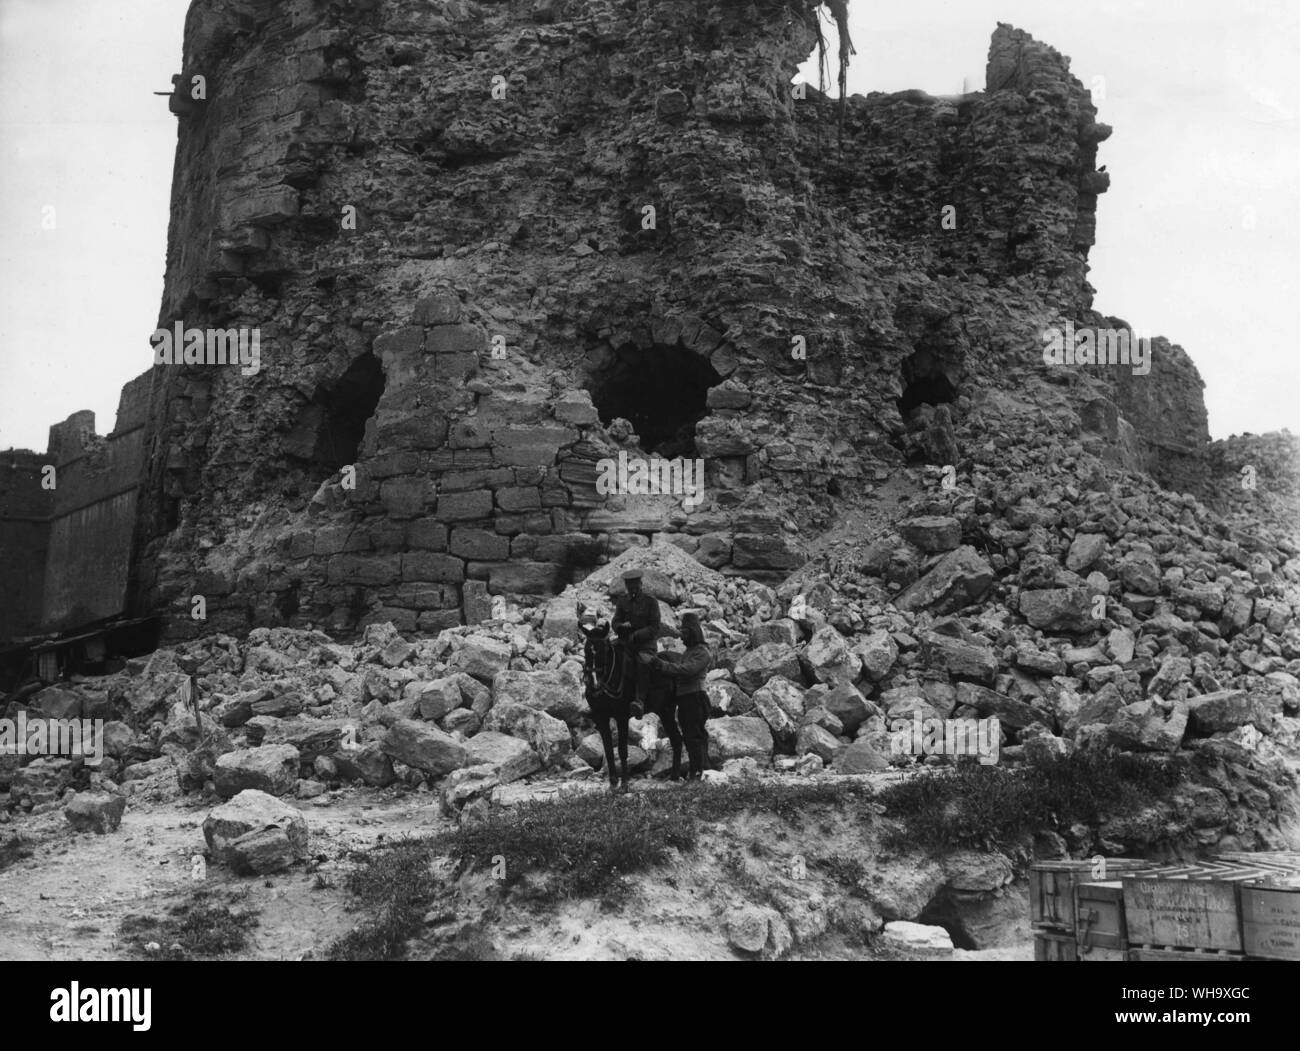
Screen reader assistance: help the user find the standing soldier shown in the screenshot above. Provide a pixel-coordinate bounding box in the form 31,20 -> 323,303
612,569 -> 661,712
643,612 -> 713,781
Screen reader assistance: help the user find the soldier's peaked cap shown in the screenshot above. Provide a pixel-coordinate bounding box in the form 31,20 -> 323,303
622,569 -> 644,581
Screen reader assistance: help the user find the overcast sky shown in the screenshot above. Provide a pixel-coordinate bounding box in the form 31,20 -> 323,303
1,0 -> 1296,451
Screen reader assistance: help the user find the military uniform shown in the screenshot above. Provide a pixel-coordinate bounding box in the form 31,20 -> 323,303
613,576 -> 661,708
648,615 -> 713,780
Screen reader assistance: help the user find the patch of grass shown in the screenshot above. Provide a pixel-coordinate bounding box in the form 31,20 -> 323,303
815,853 -> 870,896
326,835 -> 439,961
0,834 -> 33,873
326,780 -> 878,958
438,781 -> 875,902
441,792 -> 696,901
878,750 -> 1190,853
512,949 -> 545,961
118,890 -> 258,960
430,928 -> 499,961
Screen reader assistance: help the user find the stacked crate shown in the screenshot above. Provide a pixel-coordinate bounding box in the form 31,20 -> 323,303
1121,862 -> 1278,960
1030,859 -> 1152,961
1238,874 -> 1300,961
1031,853 -> 1300,961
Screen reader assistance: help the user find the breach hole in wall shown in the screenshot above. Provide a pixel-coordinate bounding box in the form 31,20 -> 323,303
897,350 -> 960,419
587,343 -> 721,457
286,353 -> 385,473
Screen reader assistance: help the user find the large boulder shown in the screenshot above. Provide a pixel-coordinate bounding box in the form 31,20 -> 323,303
752,678 -> 803,750
1069,682 -> 1126,732
334,742 -> 398,787
100,721 -> 138,758
64,791 -> 126,834
1108,701 -> 1188,753
159,704 -> 232,755
795,724 -> 843,764
491,669 -> 586,726
726,905 -> 792,957
1147,656 -> 1192,699
822,684 -> 875,735
805,626 -> 860,687
853,632 -> 899,683
1106,628 -> 1136,664
463,731 -> 542,784
1185,691 -> 1272,734
893,546 -> 993,615
213,745 -> 300,799
955,683 -> 1049,732
898,516 -> 962,553
705,680 -> 754,717
834,737 -> 891,773
1019,588 -> 1097,633
733,643 -> 801,693
447,635 -> 512,683
440,765 -> 501,811
125,652 -> 190,720
512,710 -> 573,766
881,921 -> 953,957
710,717 -> 774,762
203,789 -> 309,875
1119,550 -> 1161,596
540,598 -> 580,640
381,720 -> 470,777
264,718 -> 351,775
749,620 -> 800,648
921,633 -> 998,684
1065,533 -> 1107,573
32,686 -> 84,720
413,677 -> 463,721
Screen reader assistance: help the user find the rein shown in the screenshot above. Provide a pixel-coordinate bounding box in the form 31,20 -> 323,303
585,635 -> 627,701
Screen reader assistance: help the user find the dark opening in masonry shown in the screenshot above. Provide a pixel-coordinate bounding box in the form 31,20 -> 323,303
587,343 -> 721,457
290,353 -> 385,472
897,349 -> 960,419
897,373 -> 959,417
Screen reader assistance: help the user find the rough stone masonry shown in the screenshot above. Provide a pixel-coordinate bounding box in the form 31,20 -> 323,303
0,2 -> 1246,642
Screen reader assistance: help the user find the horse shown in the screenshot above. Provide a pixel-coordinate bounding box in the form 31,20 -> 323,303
578,611 -> 674,792
579,618 -> 632,791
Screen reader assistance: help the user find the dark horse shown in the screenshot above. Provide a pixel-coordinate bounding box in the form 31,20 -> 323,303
579,613 -> 672,792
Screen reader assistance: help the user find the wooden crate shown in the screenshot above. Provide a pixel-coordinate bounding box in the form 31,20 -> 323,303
1075,881 -> 1128,951
1213,851 -> 1300,876
1079,947 -> 1129,962
1034,930 -> 1076,961
1033,930 -> 1126,961
1122,867 -> 1275,952
1129,946 -> 1247,962
1240,881 -> 1300,962
1030,859 -> 1152,931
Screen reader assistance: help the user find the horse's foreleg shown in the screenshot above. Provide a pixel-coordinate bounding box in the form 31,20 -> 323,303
615,713 -> 630,785
595,716 -> 617,787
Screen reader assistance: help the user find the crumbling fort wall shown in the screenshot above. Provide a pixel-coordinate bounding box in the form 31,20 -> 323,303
2,2 -> 1219,644
0,451 -> 53,641
42,374 -> 153,630
0,374 -> 151,642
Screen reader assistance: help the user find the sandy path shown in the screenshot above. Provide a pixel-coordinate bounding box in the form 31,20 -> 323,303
0,788 -> 449,961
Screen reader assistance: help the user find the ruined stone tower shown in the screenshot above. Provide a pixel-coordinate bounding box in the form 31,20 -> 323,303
121,1 -> 1211,639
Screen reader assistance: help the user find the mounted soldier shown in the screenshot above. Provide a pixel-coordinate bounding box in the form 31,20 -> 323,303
611,569 -> 660,713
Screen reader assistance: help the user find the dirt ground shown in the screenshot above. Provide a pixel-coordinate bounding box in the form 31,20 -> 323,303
0,776 -> 1034,962
0,786 -> 448,961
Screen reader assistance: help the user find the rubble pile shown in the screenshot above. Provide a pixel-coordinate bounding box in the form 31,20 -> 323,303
4,392 -> 1297,862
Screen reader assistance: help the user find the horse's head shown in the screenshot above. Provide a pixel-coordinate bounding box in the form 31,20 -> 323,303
577,602 -> 611,642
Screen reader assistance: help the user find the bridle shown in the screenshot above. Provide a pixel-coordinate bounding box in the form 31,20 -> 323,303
582,625 -> 628,702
